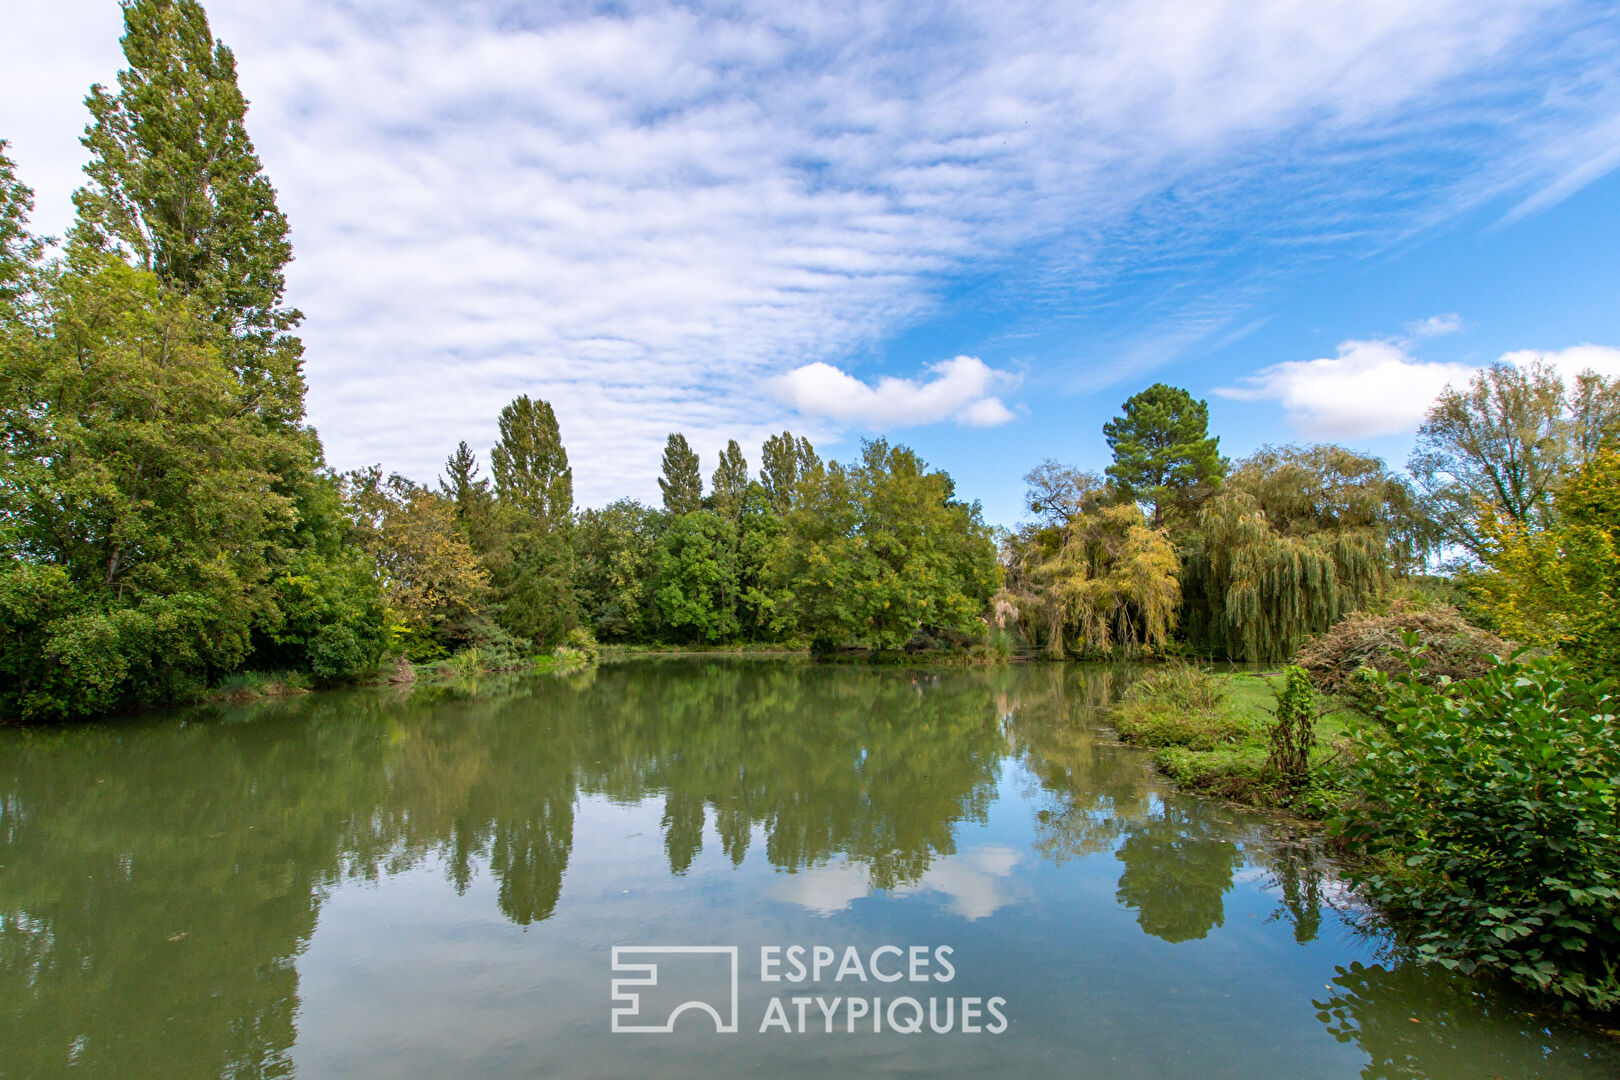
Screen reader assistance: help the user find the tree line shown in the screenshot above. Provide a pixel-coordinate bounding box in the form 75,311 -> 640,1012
3,1 -> 1615,722
0,1 -> 1001,721
1007,365 -> 1618,672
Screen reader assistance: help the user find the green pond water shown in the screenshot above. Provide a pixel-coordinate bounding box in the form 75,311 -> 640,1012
1,658 -> 1615,1079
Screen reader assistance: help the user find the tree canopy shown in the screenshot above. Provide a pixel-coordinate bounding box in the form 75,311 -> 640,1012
1103,383 -> 1225,528
658,433 -> 702,515
1410,361 -> 1619,561
74,0 -> 304,428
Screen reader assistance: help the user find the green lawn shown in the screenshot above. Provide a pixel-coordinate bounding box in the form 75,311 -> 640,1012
1109,668 -> 1355,817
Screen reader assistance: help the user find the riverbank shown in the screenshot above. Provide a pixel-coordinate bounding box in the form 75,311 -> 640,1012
1108,655 -> 1620,1020
1106,664 -> 1354,819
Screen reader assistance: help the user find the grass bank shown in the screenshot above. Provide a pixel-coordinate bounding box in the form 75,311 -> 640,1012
1107,663 -> 1354,818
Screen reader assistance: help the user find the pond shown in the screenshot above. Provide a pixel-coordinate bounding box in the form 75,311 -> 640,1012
1,658 -> 1614,1079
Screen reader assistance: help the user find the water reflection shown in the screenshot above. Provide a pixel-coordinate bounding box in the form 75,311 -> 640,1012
1316,961 -> 1619,1080
0,659 -> 1614,1078
1114,801 -> 1241,944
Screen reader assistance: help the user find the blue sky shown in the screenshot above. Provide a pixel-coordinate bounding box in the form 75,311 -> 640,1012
3,0 -> 1619,526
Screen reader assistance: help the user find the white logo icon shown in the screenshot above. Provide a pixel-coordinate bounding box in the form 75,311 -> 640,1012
610,946 -> 740,1033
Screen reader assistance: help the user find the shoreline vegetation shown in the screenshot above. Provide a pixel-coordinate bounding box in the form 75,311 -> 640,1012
1,0 -> 1616,1027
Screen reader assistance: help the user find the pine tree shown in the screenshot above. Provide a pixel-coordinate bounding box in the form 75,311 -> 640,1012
438,440 -> 500,554
659,433 -> 702,516
1103,384 -> 1225,528
73,0 -> 304,426
710,439 -> 749,520
491,396 -> 572,527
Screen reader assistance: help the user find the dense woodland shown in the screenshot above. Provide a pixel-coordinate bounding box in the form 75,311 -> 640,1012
3,0 -> 1618,722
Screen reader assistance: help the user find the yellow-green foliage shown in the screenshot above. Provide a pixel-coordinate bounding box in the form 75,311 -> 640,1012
1473,447 -> 1620,677
1014,503 -> 1181,657
1186,445 -> 1417,662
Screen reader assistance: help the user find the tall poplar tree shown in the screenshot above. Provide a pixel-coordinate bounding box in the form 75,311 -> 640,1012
710,440 -> 749,520
659,433 -> 702,515
73,0 -> 304,428
491,395 -> 572,527
0,141 -> 41,315
760,431 -> 820,514
488,396 -> 578,648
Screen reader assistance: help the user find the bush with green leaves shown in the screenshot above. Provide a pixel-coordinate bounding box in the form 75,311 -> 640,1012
1335,639 -> 1620,1010
1267,665 -> 1315,785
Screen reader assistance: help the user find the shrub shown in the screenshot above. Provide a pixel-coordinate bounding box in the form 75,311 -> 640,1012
1294,603 -> 1509,704
1266,665 -> 1315,786
1112,663 -> 1258,750
1123,660 -> 1229,714
1335,640 -> 1620,1010
447,647 -> 486,680
562,626 -> 601,663
462,617 -> 533,671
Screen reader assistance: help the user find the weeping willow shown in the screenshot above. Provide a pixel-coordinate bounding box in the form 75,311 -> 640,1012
1012,503 -> 1181,657
1184,445 -> 1405,662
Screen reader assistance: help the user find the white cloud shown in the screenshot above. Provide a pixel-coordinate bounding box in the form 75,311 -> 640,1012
1406,312 -> 1464,337
1499,344 -> 1620,381
1220,338 -> 1620,439
770,845 -> 1024,919
2,1 -> 1617,502
1218,339 -> 1476,438
776,356 -> 1018,428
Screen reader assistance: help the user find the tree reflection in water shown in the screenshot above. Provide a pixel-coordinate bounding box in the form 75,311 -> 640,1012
3,659 -> 1615,1078
0,660 -> 1008,1077
1315,960 -> 1619,1080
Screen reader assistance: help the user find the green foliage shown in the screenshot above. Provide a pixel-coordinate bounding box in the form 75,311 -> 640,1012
759,430 -> 819,514
1111,667 -> 1353,814
447,645 -> 487,679
561,625 -> 600,663
1411,362 -> 1618,561
260,547 -> 388,680
769,440 -> 1000,649
658,432 -> 702,515
653,511 -> 741,643
493,526 -> 578,650
1336,644 -> 1620,1009
709,439 -> 749,520
0,141 -> 43,316
491,395 -> 572,527
1102,383 -> 1225,528
73,0 -> 304,428
1184,444 -> 1414,662
1266,665 -> 1315,784
1,257 -> 302,718
1473,446 -> 1620,677
341,467 -> 488,650
1113,663 -> 1253,750
438,439 -> 501,550
574,499 -> 665,639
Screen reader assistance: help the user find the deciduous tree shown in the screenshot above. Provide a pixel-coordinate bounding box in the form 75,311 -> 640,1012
73,0 -> 304,427
710,439 -> 749,520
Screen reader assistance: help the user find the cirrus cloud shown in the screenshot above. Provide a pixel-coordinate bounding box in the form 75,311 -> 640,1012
4,1 -> 1619,505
